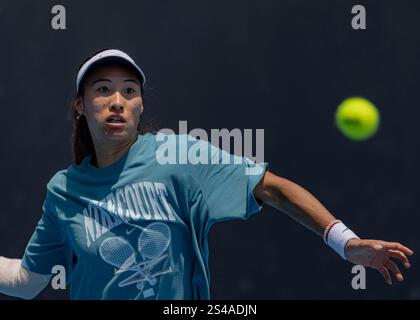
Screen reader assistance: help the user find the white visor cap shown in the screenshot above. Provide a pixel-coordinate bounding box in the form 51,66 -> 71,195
76,49 -> 146,92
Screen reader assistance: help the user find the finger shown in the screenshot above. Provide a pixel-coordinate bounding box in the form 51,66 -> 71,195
389,250 -> 411,269
385,260 -> 404,282
378,266 -> 392,285
379,242 -> 414,256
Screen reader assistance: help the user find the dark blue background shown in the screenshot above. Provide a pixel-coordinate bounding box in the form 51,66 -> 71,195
0,0 -> 418,299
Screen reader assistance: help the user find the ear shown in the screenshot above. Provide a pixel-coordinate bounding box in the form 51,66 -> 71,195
139,101 -> 144,116
74,96 -> 84,114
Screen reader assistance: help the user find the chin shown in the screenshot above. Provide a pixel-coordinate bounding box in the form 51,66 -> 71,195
103,130 -> 129,139
103,128 -> 137,141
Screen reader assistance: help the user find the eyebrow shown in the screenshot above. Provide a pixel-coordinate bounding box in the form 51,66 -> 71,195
91,78 -> 111,86
124,79 -> 139,85
90,78 -> 139,86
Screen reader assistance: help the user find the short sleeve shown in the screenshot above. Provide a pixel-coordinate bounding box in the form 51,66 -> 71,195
21,190 -> 73,276
189,136 -> 268,224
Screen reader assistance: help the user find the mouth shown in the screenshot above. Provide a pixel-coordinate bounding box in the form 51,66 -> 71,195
105,122 -> 126,129
105,114 -> 127,129
106,114 -> 126,123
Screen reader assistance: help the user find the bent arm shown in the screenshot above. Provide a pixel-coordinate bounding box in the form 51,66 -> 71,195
253,170 -> 414,284
253,171 -> 335,236
0,256 -> 51,299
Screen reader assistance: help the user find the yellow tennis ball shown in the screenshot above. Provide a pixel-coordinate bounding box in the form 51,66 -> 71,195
335,97 -> 380,141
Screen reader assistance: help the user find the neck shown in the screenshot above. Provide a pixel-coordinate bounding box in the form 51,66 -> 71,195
91,135 -> 138,168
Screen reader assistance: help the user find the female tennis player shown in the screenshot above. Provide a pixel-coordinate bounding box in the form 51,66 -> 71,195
0,49 -> 414,300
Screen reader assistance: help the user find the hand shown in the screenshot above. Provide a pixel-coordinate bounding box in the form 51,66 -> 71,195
344,239 -> 414,285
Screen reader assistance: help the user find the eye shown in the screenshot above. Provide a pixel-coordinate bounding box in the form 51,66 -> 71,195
126,87 -> 136,94
97,86 -> 110,93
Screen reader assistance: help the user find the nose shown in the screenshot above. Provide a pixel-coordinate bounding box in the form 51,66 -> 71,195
109,91 -> 124,112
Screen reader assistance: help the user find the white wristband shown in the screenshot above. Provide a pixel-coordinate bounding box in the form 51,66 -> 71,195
324,221 -> 359,260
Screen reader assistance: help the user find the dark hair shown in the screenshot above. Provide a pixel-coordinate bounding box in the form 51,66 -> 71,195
70,49 -> 159,165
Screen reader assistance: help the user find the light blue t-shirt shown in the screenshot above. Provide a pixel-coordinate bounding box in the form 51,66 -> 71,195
22,133 -> 268,300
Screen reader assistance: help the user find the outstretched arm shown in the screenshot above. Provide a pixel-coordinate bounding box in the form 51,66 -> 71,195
0,256 -> 51,299
253,170 -> 414,285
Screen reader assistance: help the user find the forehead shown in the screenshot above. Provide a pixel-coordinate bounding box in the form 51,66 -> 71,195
85,62 -> 140,82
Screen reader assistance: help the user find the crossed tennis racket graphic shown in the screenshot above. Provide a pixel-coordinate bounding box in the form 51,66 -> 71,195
99,222 -> 173,290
